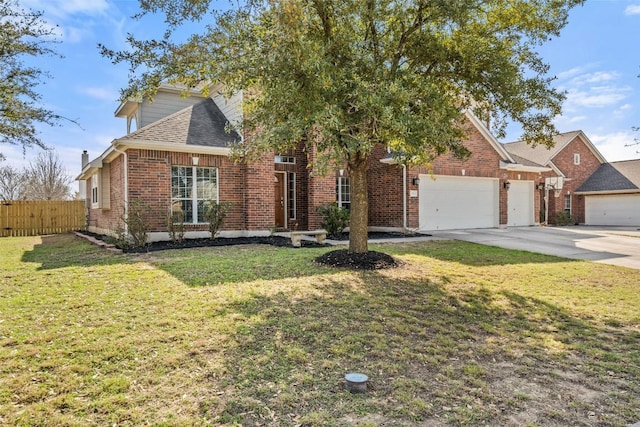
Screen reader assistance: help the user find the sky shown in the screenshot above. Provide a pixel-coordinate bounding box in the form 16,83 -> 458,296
2,0 -> 640,191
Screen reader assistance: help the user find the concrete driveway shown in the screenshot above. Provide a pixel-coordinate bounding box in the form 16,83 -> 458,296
432,226 -> 640,270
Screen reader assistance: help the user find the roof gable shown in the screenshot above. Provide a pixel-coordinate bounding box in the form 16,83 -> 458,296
576,159 -> 640,193
503,130 -> 606,167
117,98 -> 241,148
464,110 -> 514,162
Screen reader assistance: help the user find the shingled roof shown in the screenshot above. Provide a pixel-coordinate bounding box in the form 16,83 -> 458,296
117,98 -> 240,148
576,159 -> 640,194
503,130 -> 609,169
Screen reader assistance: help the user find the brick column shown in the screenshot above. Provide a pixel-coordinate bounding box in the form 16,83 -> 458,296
244,153 -> 275,231
306,144 -> 336,230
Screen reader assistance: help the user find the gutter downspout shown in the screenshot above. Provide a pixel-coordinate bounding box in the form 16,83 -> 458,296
402,164 -> 407,231
113,147 -> 128,235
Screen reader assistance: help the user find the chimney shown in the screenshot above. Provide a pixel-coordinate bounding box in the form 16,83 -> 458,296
81,150 -> 89,168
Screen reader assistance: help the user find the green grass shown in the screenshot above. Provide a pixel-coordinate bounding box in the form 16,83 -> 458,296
1,234 -> 639,426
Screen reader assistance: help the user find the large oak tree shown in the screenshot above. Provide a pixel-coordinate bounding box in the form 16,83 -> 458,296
103,0 -> 583,253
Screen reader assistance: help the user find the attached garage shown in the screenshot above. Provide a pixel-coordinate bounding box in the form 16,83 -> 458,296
585,194 -> 640,226
418,175 -> 499,231
576,160 -> 640,227
507,181 -> 535,226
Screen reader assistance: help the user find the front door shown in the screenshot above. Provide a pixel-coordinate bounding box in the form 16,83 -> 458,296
274,173 -> 285,228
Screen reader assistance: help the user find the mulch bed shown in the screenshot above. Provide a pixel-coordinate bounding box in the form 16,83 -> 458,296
77,231 -> 425,270
78,232 -> 324,253
314,249 -> 399,270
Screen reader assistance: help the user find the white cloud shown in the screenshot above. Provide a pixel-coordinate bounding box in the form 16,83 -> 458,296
21,0 -> 110,19
590,131 -> 640,162
624,5 -> 640,15
61,25 -> 93,43
570,71 -> 620,86
79,86 -> 117,102
564,87 -> 631,110
565,115 -> 586,124
20,0 -> 116,44
552,114 -> 586,131
557,67 -> 632,112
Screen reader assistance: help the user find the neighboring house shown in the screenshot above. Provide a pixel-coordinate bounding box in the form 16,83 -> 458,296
78,85 -> 555,241
575,160 -> 640,226
503,131 -> 607,225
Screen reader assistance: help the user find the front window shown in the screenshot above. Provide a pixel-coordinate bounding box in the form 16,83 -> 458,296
574,153 -> 580,165
171,166 -> 218,223
564,194 -> 571,213
337,177 -> 351,211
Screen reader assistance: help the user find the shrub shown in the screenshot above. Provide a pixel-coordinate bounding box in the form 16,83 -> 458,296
316,202 -> 350,239
116,199 -> 151,249
203,201 -> 232,239
168,210 -> 186,244
554,211 -> 574,226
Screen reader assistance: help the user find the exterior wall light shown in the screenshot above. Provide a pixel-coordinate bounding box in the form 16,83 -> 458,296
412,177 -> 420,186
503,181 -> 511,191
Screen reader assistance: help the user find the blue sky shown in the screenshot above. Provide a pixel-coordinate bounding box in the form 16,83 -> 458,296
3,0 -> 640,188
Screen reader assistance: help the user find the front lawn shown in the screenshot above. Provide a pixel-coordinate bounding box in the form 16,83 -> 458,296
1,234 -> 638,426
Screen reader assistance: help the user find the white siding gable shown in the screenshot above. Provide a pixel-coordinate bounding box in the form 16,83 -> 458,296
138,91 -> 207,129
211,90 -> 243,132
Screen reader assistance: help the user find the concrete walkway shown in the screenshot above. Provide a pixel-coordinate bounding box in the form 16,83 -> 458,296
431,226 -> 640,270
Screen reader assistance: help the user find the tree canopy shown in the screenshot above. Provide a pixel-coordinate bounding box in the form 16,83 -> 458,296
103,0 -> 583,253
0,0 -> 66,158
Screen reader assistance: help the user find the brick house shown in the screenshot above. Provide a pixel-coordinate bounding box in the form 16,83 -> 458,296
504,131 -> 610,225
77,85 -> 553,241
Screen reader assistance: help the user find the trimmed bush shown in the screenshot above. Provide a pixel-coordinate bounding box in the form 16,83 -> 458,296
316,202 -> 350,239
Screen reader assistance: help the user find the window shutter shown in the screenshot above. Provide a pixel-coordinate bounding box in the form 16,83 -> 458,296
100,166 -> 111,209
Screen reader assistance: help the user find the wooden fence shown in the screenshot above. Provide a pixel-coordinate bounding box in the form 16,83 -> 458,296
0,200 -> 86,237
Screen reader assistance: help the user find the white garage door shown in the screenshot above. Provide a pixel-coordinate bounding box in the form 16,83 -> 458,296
418,175 -> 499,231
508,181 -> 535,226
585,194 -> 640,226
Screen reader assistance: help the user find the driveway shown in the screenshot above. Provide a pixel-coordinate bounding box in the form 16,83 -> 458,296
432,226 -> 640,270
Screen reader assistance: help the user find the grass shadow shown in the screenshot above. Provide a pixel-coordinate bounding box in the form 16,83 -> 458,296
20,234 -> 132,270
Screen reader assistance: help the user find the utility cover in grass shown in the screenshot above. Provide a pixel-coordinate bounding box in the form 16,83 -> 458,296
316,249 -> 398,270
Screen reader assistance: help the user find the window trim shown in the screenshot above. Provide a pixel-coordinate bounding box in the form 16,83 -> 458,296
288,172 -> 296,221
337,177 -> 351,210
564,193 -> 572,213
91,173 -> 99,208
574,153 -> 580,165
171,166 -> 219,224
274,155 -> 295,164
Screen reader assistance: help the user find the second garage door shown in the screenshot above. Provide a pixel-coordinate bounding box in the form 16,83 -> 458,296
585,194 -> 640,226
508,181 -> 535,226
418,175 -> 499,231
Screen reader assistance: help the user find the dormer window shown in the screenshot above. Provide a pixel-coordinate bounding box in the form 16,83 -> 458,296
574,153 -> 580,165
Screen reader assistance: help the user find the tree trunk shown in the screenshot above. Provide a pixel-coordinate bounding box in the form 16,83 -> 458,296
348,156 -> 369,253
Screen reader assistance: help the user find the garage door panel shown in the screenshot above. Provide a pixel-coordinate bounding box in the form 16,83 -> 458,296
508,181 -> 534,227
418,175 -> 499,231
586,195 -> 640,226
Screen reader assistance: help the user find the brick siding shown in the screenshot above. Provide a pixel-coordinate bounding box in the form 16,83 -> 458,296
541,136 -> 602,224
